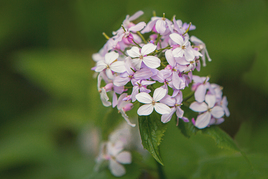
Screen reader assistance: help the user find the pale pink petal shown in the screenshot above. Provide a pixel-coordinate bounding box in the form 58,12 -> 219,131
113,76 -> 129,86
189,102 -> 207,112
108,141 -> 124,156
127,47 -> 140,58
154,103 -> 171,115
176,107 -> 184,118
134,67 -> 153,80
155,20 -> 166,34
100,88 -> 111,107
172,48 -> 184,58
211,106 -> 224,118
172,72 -> 183,90
195,112 -> 211,129
128,10 -> 144,21
195,85 -> 207,103
106,68 -> 114,79
129,22 -> 146,32
165,50 -> 176,67
105,51 -> 119,64
112,92 -> 118,107
141,43 -> 157,55
170,33 -> 183,45
161,107 -> 176,123
205,94 -> 216,108
137,104 -> 154,115
184,48 -> 195,62
119,109 -> 136,127
136,92 -> 152,103
116,151 -> 132,164
132,58 -> 142,69
160,95 -> 176,106
109,159 -> 126,177
143,56 -> 160,69
95,61 -> 107,72
110,61 -> 126,73
153,87 -> 167,101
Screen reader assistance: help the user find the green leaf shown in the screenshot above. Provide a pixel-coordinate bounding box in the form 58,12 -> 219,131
138,112 -> 167,165
201,126 -> 240,151
178,118 -> 197,138
202,126 -> 251,167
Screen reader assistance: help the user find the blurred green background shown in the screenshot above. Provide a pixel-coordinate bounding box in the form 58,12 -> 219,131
1,0 -> 268,178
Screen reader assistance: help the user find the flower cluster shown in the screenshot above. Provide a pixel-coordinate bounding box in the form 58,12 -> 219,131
92,11 -> 229,129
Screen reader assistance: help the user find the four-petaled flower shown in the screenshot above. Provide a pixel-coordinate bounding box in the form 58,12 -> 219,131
136,87 -> 171,116
190,94 -> 224,129
127,43 -> 160,69
95,51 -> 126,79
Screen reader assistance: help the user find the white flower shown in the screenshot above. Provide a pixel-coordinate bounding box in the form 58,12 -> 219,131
107,141 -> 132,177
95,51 -> 126,79
169,33 -> 195,61
127,43 -> 160,69
136,87 -> 171,116
190,94 -> 224,129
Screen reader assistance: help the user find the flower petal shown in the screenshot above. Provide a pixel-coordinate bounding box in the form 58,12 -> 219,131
141,43 -> 157,55
137,104 -> 154,116
170,33 -> 183,45
195,84 -> 207,103
116,151 -> 132,164
161,107 -> 176,123
211,106 -> 224,118
127,46 -> 140,58
105,51 -> 119,64
172,48 -> 184,58
129,22 -> 146,32
132,58 -> 142,69
205,94 -> 216,108
165,50 -> 176,67
142,56 -> 160,69
153,87 -> 167,101
110,61 -> 126,73
154,103 -> 171,115
136,92 -> 152,103
195,112 -> 211,129
109,159 -> 126,177
155,19 -> 166,34
189,102 -> 207,112
95,61 -> 107,72
128,10 -> 144,21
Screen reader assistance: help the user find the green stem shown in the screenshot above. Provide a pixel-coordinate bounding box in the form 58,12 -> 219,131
132,39 -> 142,48
137,31 -> 147,44
156,160 -> 166,179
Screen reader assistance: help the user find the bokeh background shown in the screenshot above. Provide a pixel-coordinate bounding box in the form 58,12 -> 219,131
1,0 -> 268,178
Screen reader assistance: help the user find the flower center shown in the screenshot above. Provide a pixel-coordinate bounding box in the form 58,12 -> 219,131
152,100 -> 156,105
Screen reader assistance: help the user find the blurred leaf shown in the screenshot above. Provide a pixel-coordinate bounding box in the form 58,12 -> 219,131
99,107 -> 123,141
201,126 -> 240,151
178,119 -> 198,138
138,112 -> 167,165
13,49 -> 90,100
192,154 -> 268,179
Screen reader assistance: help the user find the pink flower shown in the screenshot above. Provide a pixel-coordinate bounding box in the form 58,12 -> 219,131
190,94 -> 224,129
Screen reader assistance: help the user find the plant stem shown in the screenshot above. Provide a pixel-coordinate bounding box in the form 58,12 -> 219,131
156,160 -> 166,179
